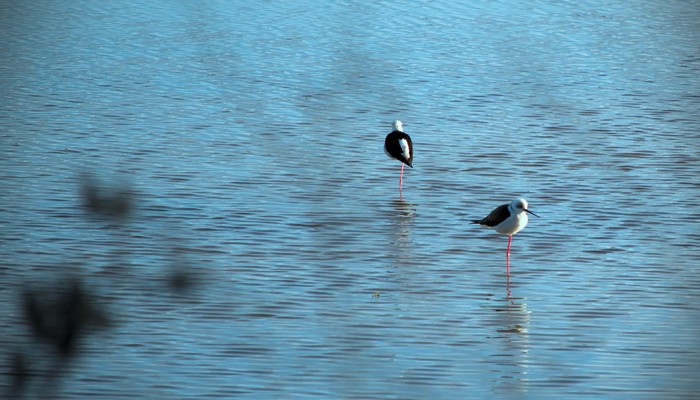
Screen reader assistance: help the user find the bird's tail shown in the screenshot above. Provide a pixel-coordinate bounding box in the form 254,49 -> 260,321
471,220 -> 482,224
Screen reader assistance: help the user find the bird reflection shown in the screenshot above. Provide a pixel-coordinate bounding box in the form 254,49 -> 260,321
496,271 -> 529,322
389,198 -> 416,245
506,274 -> 513,304
496,276 -> 529,333
486,274 -> 531,395
390,198 -> 416,218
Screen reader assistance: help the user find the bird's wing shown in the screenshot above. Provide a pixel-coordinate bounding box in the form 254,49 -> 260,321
475,203 -> 510,227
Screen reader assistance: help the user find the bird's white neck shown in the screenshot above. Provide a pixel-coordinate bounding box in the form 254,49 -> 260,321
392,120 -> 403,132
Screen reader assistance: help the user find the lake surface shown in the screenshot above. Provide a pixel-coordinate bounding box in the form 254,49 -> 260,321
1,0 -> 699,398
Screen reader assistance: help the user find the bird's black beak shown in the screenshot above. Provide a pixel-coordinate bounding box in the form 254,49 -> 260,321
525,209 -> 540,218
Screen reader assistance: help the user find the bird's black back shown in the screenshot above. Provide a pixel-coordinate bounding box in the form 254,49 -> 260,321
384,131 -> 413,167
472,203 -> 510,227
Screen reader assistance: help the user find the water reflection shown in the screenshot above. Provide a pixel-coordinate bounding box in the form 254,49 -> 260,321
389,198 -> 416,246
485,275 -> 531,397
2,0 -> 700,397
378,198 -> 417,292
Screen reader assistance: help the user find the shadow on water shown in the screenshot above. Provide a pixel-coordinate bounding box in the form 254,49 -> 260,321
80,173 -> 133,222
3,172 -> 206,399
10,276 -> 111,399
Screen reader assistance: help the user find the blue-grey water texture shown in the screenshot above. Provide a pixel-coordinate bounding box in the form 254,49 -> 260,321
2,1 -> 700,399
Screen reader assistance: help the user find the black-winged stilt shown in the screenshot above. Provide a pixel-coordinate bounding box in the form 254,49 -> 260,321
472,198 -> 540,275
384,120 -> 413,193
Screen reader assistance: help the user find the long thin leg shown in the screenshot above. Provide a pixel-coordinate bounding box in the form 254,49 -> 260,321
399,163 -> 405,192
506,235 -> 512,276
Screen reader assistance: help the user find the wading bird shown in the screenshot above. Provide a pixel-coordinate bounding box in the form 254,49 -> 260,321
472,198 -> 539,275
384,120 -> 413,193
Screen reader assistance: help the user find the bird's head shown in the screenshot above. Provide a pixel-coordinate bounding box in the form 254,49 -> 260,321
512,198 -> 540,217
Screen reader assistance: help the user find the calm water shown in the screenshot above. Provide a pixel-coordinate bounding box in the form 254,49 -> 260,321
2,0 -> 700,398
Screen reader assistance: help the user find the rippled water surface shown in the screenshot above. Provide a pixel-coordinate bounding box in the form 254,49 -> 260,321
2,1 -> 700,398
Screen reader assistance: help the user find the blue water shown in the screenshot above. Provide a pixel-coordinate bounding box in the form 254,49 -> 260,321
2,1 -> 700,399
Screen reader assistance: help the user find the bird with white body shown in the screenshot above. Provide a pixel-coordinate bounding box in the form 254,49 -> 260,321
472,198 -> 540,275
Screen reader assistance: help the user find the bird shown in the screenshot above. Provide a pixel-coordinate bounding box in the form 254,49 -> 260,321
472,198 -> 540,275
384,120 -> 413,193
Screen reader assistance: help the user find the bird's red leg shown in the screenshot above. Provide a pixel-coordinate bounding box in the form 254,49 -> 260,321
506,235 -> 512,275
399,163 -> 404,192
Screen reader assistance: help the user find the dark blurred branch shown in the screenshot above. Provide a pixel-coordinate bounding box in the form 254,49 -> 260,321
81,173 -> 133,220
